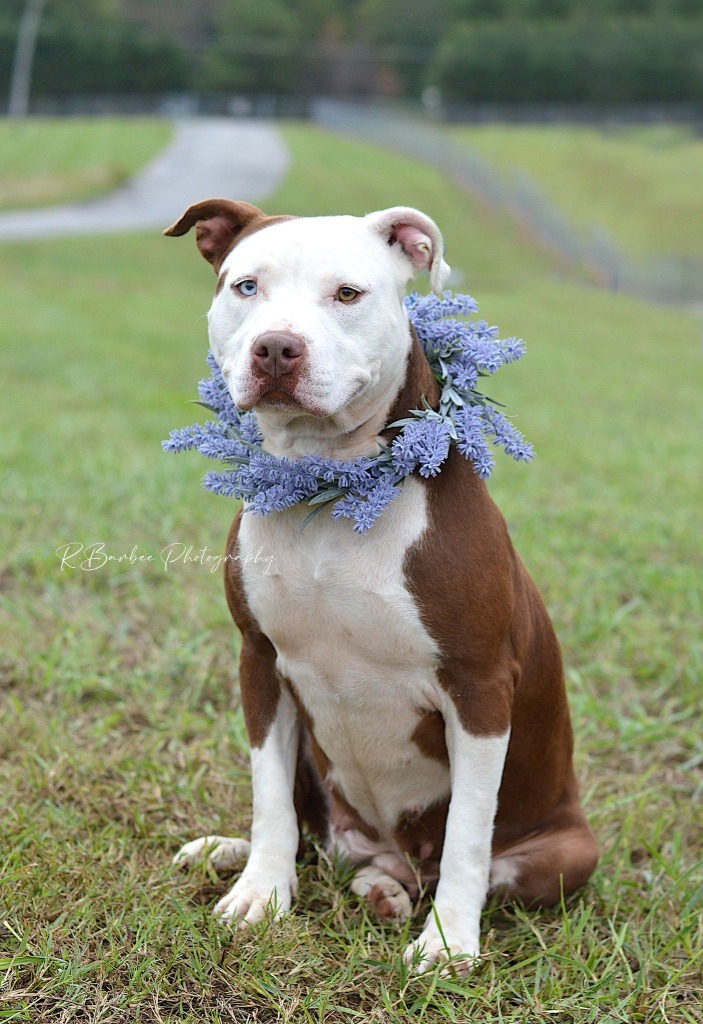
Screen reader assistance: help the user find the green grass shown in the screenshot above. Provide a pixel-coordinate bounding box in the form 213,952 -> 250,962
455,124 -> 703,261
0,117 -> 172,210
0,122 -> 701,1022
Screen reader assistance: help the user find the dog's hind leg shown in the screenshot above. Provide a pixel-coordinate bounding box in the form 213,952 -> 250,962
489,815 -> 598,907
351,865 -> 412,923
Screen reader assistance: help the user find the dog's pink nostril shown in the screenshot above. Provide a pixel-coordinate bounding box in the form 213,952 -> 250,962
252,331 -> 305,379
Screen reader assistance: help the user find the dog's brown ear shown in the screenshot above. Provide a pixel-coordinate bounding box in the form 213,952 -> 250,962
163,199 -> 269,272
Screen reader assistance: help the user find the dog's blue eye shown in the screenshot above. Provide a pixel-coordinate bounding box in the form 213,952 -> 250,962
237,279 -> 257,296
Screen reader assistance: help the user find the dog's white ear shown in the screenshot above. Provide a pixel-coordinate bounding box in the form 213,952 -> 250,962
365,206 -> 451,293
164,199 -> 290,273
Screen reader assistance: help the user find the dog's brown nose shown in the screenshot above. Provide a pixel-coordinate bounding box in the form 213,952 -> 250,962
252,331 -> 306,379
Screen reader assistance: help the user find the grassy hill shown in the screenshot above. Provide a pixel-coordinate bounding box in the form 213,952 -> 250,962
0,122 -> 700,1023
0,117 -> 171,210
456,123 -> 703,262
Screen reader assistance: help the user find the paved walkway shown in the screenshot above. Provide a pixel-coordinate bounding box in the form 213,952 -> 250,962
0,118 -> 289,241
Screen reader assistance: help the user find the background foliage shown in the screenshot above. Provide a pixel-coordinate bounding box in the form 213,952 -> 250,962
0,0 -> 188,98
2,0 -> 703,103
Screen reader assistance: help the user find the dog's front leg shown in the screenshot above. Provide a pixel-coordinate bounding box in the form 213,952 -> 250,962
215,632 -> 300,928
404,700 -> 510,972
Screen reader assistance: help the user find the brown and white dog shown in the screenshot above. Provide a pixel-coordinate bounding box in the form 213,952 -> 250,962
166,199 -> 598,971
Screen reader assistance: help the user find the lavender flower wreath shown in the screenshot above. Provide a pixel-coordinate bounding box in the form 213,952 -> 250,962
163,291 -> 535,534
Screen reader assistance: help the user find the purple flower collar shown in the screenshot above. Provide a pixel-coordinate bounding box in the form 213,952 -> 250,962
163,291 -> 534,534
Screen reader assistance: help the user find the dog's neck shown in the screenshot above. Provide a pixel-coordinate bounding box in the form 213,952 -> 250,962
254,325 -> 439,461
382,326 -> 440,444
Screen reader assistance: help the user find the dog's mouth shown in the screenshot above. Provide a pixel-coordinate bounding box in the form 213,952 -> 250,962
258,386 -> 304,410
233,361 -> 377,422
239,380 -> 327,418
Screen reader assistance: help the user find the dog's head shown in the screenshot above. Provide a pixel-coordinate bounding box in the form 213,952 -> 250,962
165,200 -> 450,451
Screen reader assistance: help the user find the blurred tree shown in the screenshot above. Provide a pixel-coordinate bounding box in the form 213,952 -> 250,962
507,0 -> 574,15
358,0 -> 449,45
430,14 -> 703,103
202,0 -> 342,94
656,0 -> 702,11
588,0 -> 654,12
445,0 -> 703,13
445,0 -> 509,17
354,0 -> 449,94
116,0 -> 220,50
0,0 -> 188,101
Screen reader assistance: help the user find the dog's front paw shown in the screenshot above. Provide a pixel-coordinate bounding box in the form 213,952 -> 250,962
214,873 -> 294,929
173,835 -> 251,872
403,914 -> 480,975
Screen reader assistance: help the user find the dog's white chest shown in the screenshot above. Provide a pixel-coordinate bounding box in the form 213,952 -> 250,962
238,479 -> 451,835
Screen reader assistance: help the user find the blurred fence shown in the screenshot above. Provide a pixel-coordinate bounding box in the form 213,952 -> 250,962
26,91 -> 701,127
313,99 -> 703,305
28,92 -> 314,119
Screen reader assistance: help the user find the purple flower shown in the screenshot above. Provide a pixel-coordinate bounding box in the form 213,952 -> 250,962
446,353 -> 479,391
331,476 -> 401,534
484,408 -> 535,463
390,418 -> 451,478
500,337 -> 526,363
455,405 -> 496,478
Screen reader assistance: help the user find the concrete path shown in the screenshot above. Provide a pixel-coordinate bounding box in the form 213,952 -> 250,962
0,118 -> 289,241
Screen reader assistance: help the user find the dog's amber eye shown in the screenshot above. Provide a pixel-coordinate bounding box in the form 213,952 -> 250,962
337,286 -> 360,303
236,279 -> 257,296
